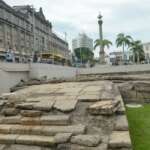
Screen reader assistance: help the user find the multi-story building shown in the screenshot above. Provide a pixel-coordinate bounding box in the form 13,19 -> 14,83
143,42 -> 150,63
0,0 -> 71,65
109,51 -> 133,65
72,33 -> 93,51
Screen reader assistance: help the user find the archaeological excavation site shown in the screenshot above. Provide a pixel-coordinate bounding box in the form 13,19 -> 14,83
0,71 -> 150,150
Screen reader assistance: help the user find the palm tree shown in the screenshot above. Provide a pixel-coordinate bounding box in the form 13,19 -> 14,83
116,33 -> 132,63
129,40 -> 144,63
94,39 -> 112,50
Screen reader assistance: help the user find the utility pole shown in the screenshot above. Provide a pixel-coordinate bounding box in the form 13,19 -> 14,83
98,12 -> 105,64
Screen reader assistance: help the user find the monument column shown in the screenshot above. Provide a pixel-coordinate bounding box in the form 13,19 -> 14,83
98,13 -> 105,64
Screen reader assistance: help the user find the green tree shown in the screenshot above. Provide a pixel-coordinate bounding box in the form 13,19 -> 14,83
129,40 -> 145,63
94,39 -> 112,50
74,47 -> 94,64
116,33 -> 132,62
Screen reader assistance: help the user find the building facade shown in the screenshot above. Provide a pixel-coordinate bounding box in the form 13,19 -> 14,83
0,0 -> 70,65
72,33 -> 93,51
143,42 -> 150,63
109,51 -> 133,65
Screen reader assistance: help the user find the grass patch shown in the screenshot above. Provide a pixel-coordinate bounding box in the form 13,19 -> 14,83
126,104 -> 150,150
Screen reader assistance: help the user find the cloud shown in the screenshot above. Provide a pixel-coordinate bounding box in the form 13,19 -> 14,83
5,0 -> 150,56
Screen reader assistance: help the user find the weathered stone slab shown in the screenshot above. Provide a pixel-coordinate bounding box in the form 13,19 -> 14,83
42,124 -> 86,136
0,145 -> 5,150
33,100 -> 55,111
108,131 -> 132,148
78,94 -> 100,102
0,134 -> 18,144
5,145 -> 41,150
10,125 -> 33,135
16,135 -> 55,146
0,125 -> 12,134
40,115 -> 70,125
115,115 -> 129,131
21,117 -> 41,125
71,134 -> 101,147
0,116 -> 21,124
21,110 -> 42,117
54,133 -> 72,143
16,103 -> 34,110
54,99 -> 78,112
88,100 -> 120,115
1,108 -> 19,116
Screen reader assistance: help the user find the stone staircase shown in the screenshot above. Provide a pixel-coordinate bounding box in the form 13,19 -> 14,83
0,81 -> 132,150
0,102 -> 86,148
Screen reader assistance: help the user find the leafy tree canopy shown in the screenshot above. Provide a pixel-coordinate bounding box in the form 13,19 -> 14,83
74,47 -> 94,64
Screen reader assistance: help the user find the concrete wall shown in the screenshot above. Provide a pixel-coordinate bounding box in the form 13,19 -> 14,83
79,64 -> 150,75
0,63 -> 78,94
0,63 -> 29,94
29,63 -> 77,79
1,63 -> 150,94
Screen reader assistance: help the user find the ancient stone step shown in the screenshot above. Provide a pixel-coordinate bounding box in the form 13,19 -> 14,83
114,115 -> 129,131
78,94 -> 100,102
54,99 -> 78,112
1,108 -> 19,116
108,131 -> 132,149
0,134 -> 55,147
40,115 -> 70,125
0,124 -> 86,136
71,134 -> 101,147
0,115 -> 70,126
20,110 -> 42,117
88,100 -> 120,115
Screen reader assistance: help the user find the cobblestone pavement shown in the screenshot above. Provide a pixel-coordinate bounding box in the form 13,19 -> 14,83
0,81 -> 132,150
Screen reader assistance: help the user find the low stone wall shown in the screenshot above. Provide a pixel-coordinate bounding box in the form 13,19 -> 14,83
119,81 -> 150,104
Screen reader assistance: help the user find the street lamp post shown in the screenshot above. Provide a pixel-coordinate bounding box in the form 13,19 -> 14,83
98,13 -> 105,64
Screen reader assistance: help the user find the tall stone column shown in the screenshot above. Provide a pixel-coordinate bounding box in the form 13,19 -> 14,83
98,13 -> 105,64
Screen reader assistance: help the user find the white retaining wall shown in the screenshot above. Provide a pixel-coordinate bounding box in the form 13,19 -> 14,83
0,63 -> 29,94
29,63 -> 77,79
79,64 -> 150,74
1,63 -> 150,94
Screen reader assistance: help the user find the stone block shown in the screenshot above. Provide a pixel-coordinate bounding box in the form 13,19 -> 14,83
21,110 -> 42,117
33,100 -> 55,111
78,94 -> 100,102
108,131 -> 132,148
0,145 -> 5,150
16,103 -> 34,110
40,115 -> 70,125
115,115 -> 129,131
88,100 -> 120,115
5,145 -> 41,150
0,125 -> 12,134
21,117 -> 41,125
16,135 -> 55,146
10,125 -> 32,135
42,124 -> 86,136
0,134 -> 18,144
54,133 -> 72,143
54,99 -> 78,112
71,134 -> 101,147
1,108 -> 19,116
0,116 -> 21,124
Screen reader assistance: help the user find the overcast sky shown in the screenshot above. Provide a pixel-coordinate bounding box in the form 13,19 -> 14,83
5,0 -> 150,56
